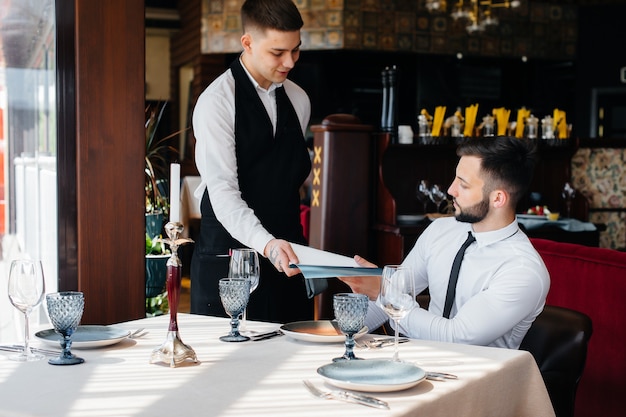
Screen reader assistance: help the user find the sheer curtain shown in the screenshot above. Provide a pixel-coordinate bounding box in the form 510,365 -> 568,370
0,0 -> 58,343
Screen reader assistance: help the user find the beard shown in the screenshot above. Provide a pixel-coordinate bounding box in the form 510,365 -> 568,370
455,197 -> 490,223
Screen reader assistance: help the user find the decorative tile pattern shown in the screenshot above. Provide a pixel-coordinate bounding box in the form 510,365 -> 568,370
200,0 -> 578,58
571,147 -> 626,250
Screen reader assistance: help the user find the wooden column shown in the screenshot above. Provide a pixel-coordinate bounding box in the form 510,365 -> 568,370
61,0 -> 145,323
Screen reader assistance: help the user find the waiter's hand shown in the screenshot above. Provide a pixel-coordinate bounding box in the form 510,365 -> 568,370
264,239 -> 301,277
339,255 -> 381,301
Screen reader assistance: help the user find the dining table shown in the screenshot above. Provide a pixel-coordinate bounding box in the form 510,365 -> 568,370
0,313 -> 555,417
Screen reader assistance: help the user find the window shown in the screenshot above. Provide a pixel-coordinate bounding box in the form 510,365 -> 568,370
0,0 -> 57,342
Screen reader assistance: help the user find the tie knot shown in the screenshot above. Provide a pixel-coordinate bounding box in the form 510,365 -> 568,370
463,231 -> 476,247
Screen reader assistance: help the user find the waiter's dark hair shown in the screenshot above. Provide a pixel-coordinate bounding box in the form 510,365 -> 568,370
456,137 -> 538,206
241,0 -> 303,33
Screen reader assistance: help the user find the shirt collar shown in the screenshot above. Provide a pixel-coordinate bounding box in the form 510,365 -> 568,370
239,56 -> 282,94
471,219 -> 520,247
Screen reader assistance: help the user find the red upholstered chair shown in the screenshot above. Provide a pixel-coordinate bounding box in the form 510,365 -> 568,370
519,305 -> 592,417
300,204 -> 310,243
530,238 -> 626,417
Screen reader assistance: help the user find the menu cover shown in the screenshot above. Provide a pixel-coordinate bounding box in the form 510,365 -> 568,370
291,243 -> 383,279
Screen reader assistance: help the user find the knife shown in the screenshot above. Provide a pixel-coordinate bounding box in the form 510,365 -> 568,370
0,345 -> 60,357
249,330 -> 283,341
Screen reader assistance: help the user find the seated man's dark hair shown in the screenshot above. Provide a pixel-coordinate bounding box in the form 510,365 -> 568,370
456,137 -> 538,206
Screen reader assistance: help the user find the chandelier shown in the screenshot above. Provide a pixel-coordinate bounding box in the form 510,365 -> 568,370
425,0 -> 521,34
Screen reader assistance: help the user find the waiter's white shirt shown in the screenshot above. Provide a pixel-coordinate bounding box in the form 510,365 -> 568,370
192,59 -> 310,254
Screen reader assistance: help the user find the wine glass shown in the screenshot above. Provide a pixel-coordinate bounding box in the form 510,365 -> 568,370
416,180 -> 431,214
332,293 -> 369,362
379,265 -> 416,362
218,277 -> 251,342
561,182 -> 576,218
429,184 -> 447,213
7,259 -> 46,362
229,248 -> 260,332
46,291 -> 85,365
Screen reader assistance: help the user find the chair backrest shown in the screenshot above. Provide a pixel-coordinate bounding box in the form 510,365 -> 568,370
519,305 -> 593,417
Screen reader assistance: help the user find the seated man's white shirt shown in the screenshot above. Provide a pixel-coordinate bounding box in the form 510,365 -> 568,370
365,217 -> 550,349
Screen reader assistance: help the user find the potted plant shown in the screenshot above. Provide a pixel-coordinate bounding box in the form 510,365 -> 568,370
145,101 -> 178,229
145,233 -> 170,316
144,101 -> 181,315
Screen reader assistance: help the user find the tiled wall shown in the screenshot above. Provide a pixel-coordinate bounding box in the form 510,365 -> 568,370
572,147 -> 626,250
201,0 -> 578,59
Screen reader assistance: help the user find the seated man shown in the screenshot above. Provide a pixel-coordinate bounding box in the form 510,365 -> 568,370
342,137 -> 550,349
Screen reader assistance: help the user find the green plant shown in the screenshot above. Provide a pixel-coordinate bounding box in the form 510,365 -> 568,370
146,291 -> 169,317
145,101 -> 180,215
145,233 -> 170,255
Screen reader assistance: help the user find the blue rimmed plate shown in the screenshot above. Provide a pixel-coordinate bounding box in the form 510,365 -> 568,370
36,325 -> 130,349
317,359 -> 427,392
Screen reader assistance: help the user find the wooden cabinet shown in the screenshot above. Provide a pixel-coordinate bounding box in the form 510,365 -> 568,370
308,115 -> 374,319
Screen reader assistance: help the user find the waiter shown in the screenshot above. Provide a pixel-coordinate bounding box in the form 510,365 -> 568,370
189,0 -> 314,322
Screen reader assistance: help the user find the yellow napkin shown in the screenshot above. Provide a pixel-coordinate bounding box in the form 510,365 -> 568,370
493,107 -> 511,136
432,106 -> 446,137
515,108 -> 530,138
463,103 -> 479,137
553,109 -> 567,139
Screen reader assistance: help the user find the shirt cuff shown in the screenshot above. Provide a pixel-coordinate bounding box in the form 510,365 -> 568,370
365,300 -> 389,331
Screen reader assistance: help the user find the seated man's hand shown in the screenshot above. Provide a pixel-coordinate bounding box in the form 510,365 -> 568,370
339,255 -> 381,301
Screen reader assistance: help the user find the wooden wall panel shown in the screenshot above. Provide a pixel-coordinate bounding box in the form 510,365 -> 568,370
73,0 -> 145,323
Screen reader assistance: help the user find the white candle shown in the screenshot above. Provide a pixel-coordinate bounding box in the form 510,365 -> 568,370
169,163 -> 180,223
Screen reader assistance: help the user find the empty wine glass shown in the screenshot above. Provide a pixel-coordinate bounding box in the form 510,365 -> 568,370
332,293 -> 369,362
561,182 -> 576,218
229,248 -> 260,332
379,265 -> 416,362
7,259 -> 46,362
218,277 -> 251,342
429,184 -> 447,213
46,291 -> 85,365
416,180 -> 431,214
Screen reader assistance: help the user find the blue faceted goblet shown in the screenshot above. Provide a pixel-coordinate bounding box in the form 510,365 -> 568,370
46,292 -> 85,365
333,293 -> 369,362
219,278 -> 251,342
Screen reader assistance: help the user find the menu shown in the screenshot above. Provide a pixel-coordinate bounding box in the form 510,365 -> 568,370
291,243 -> 383,279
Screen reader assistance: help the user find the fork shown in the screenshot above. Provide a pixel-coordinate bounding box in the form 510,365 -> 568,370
128,328 -> 148,339
303,380 -> 389,409
356,337 -> 409,349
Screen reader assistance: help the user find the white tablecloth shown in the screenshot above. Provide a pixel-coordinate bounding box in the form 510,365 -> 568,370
0,314 -> 555,417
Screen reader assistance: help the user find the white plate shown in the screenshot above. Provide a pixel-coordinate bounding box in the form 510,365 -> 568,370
317,359 -> 427,392
280,320 -> 368,343
517,214 -> 548,220
36,325 -> 130,349
397,214 -> 426,224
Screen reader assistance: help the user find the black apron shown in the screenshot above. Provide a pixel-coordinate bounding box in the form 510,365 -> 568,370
190,59 -> 313,323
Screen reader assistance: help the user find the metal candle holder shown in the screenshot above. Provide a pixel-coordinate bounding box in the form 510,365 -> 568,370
150,221 -> 198,367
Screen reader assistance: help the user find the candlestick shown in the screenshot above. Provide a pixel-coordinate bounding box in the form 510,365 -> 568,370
150,221 -> 196,367
169,163 -> 180,223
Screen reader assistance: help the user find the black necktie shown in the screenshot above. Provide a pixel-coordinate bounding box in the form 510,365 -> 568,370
443,231 -> 476,319
274,86 -> 288,134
